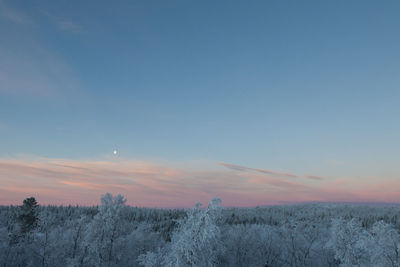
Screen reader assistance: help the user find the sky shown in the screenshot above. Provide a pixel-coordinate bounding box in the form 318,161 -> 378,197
1,0 -> 399,207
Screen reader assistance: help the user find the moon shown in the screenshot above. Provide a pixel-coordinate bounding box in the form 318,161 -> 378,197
113,150 -> 118,155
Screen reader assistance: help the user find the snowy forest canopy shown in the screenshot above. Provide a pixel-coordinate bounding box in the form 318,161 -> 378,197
1,193 -> 400,267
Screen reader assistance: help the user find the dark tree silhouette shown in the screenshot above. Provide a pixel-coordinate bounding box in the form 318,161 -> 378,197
18,197 -> 39,234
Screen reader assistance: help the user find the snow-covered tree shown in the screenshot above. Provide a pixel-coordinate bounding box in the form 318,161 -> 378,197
369,220 -> 400,267
2,195 -> 400,266
328,218 -> 372,266
83,193 -> 128,266
221,224 -> 281,266
164,198 -> 224,266
139,198 -> 224,267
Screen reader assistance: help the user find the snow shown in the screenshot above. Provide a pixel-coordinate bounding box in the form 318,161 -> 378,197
1,193 -> 400,266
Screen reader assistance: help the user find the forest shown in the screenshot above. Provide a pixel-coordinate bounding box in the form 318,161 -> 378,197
1,193 -> 400,267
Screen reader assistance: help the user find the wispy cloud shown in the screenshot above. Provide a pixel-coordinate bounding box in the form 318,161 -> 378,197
218,162 -> 298,178
56,20 -> 82,33
0,1 -> 82,33
0,156 -> 395,207
219,162 -> 325,180
0,2 -> 83,97
0,34 -> 82,98
305,175 -> 324,180
0,0 -> 31,24
37,8 -> 83,33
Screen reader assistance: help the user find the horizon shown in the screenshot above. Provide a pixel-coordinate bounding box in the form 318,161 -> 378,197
4,192 -> 400,209
1,0 -> 399,207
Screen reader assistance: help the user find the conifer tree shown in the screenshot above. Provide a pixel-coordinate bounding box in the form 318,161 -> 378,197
18,197 -> 39,234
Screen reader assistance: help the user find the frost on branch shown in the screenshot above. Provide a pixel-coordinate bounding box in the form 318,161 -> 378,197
3,194 -> 400,266
139,197 -> 224,267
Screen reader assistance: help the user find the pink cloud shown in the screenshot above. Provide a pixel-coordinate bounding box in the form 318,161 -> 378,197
0,157 -> 398,207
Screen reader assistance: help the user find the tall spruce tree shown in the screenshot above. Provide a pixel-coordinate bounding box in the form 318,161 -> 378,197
18,197 -> 39,234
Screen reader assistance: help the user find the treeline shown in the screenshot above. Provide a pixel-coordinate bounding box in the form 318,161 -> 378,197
1,193 -> 400,266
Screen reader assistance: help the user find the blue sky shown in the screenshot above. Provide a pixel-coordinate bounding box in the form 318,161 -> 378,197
1,0 -> 400,205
